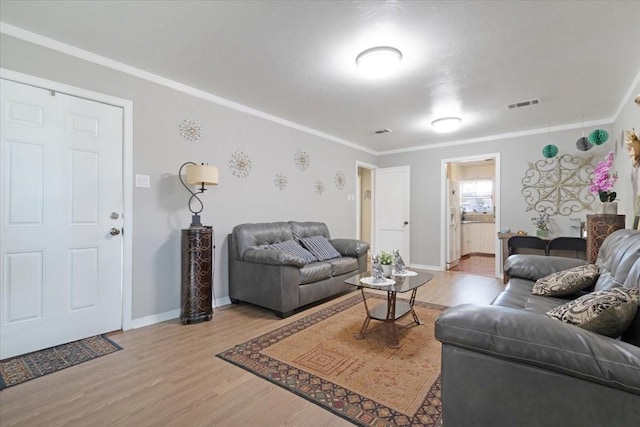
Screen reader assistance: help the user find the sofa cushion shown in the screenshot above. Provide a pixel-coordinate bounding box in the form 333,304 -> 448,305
299,262 -> 332,285
524,294 -> 574,315
267,239 -> 317,264
594,229 -> 640,291
532,264 -> 600,297
492,278 -> 535,309
327,257 -> 358,276
546,288 -> 640,338
289,221 -> 331,241
301,236 -> 342,261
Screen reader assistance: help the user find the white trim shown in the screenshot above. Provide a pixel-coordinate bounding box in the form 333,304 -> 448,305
0,22 -> 375,156
440,153 -> 501,277
379,118 -> 613,155
0,67 -> 135,331
409,263 -> 442,271
131,309 -> 179,329
215,296 -> 232,307
613,67 -> 640,121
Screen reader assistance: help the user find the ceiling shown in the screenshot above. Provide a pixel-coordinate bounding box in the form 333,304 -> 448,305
1,0 -> 639,154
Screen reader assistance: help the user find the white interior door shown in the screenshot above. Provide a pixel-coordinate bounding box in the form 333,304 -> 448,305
374,166 -> 410,263
1,79 -> 123,359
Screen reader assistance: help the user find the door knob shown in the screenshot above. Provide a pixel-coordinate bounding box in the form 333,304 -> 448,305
404,221 -> 409,225
110,228 -> 121,236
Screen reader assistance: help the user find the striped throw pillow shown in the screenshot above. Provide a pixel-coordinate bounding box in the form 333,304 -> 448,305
301,236 -> 342,261
267,239 -> 317,264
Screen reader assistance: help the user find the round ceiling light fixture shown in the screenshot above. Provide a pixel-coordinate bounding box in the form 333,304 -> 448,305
431,117 -> 462,133
355,46 -> 403,78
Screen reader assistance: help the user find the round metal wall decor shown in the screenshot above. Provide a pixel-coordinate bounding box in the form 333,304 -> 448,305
274,173 -> 288,190
179,119 -> 202,143
314,180 -> 325,195
229,151 -> 252,178
521,154 -> 595,215
294,149 -> 310,171
335,171 -> 346,190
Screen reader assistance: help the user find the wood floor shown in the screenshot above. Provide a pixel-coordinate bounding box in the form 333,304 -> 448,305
0,270 -> 503,427
448,255 -> 496,277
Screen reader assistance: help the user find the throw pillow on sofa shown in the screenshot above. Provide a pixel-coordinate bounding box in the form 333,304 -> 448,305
545,287 -> 639,338
267,240 -> 318,264
532,264 -> 600,297
301,236 -> 342,261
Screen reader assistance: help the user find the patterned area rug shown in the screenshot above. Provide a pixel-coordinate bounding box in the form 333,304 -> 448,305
217,293 -> 447,426
0,334 -> 122,390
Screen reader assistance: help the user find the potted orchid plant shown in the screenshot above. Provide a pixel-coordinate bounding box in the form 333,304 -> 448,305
590,151 -> 619,214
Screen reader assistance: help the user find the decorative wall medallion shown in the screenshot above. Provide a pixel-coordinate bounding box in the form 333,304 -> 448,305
314,180 -> 325,195
229,151 -> 252,178
335,171 -> 346,190
521,154 -> 595,215
274,173 -> 288,190
179,119 -> 202,143
294,149 -> 310,171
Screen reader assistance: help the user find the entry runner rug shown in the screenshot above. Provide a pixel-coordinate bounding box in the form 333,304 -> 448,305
217,293 -> 448,426
0,334 -> 122,390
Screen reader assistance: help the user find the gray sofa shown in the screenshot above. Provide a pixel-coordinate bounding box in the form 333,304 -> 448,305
435,229 -> 640,426
228,221 -> 369,318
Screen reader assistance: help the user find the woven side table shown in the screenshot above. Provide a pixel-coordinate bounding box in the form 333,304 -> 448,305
586,214 -> 625,263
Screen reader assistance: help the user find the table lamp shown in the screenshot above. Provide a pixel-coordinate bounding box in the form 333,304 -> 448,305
178,161 -> 218,227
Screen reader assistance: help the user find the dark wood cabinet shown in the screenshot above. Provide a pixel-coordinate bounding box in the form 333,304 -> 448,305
180,227 -> 213,324
586,215 -> 625,263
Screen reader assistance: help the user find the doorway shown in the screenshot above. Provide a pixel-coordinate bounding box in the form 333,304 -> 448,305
441,153 -> 500,277
357,162 -> 375,264
0,70 -> 133,358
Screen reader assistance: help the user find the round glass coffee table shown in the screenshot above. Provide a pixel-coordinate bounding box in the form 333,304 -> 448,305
344,270 -> 434,348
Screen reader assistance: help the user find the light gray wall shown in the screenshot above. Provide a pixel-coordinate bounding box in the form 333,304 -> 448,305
379,125 -> 619,267
612,79 -> 640,224
0,35 -> 377,320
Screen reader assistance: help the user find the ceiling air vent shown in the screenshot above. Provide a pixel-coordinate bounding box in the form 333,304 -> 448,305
506,98 -> 540,110
372,128 -> 392,134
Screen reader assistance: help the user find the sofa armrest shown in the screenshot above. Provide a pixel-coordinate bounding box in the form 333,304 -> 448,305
243,249 -> 306,268
329,239 -> 369,257
435,304 -> 640,395
505,254 -> 589,281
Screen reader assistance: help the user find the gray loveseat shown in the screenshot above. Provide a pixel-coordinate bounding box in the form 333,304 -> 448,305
228,221 -> 369,318
435,229 -> 640,426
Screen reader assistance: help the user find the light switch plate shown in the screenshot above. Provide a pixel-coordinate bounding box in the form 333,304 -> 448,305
136,174 -> 150,188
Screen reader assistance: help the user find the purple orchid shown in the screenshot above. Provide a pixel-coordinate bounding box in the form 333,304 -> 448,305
590,151 -> 618,202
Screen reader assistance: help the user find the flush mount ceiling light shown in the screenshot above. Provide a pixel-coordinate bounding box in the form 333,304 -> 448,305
431,117 -> 462,133
355,46 -> 402,78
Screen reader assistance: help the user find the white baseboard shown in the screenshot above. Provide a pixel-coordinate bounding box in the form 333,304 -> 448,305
130,297 -> 232,329
215,296 -> 232,307
131,309 -> 180,329
409,263 -> 443,271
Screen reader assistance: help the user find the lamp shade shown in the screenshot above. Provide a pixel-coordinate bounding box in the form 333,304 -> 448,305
186,164 -> 219,185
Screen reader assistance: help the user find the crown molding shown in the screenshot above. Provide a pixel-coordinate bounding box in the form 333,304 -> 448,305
0,22 -> 376,156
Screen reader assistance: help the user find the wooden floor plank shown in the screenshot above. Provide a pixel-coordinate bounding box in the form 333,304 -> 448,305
0,270 -> 502,426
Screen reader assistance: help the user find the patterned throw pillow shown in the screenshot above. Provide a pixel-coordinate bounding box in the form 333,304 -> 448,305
532,264 -> 600,296
267,239 -> 317,264
300,236 -> 342,261
545,288 -> 639,338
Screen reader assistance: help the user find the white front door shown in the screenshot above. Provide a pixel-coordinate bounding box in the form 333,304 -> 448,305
0,79 -> 123,359
374,166 -> 410,263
